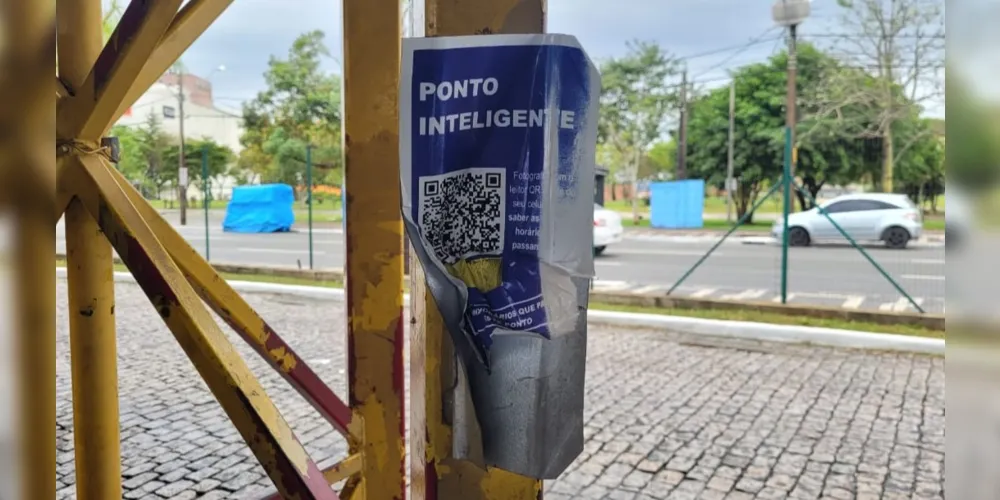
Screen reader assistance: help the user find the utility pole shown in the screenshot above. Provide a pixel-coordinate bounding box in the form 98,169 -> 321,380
676,68 -> 688,180
726,80 -> 736,223
773,0 -> 809,305
786,26 -> 798,180
177,67 -> 188,225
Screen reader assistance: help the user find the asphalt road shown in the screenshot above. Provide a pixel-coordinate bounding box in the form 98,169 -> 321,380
53,210 -> 947,314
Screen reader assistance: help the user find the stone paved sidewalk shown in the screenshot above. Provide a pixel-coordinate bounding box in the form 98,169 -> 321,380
52,280 -> 944,499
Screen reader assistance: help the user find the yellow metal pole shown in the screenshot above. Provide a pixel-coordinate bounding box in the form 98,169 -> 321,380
58,0 -> 122,497
411,1 -> 546,499
4,1 -> 57,498
342,0 -> 406,498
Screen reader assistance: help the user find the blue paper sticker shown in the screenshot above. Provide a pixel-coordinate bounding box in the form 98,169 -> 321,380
401,35 -> 598,363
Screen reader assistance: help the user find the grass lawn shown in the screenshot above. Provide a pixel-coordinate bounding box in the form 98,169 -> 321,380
55,257 -> 941,340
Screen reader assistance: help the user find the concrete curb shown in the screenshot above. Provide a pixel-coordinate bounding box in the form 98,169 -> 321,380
54,268 -> 944,356
54,253 -> 944,330
586,310 -> 944,355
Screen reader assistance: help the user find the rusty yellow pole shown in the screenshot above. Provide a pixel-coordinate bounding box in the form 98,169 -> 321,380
411,1 -> 546,499
58,0 -> 122,497
342,0 -> 406,497
4,0 -> 57,498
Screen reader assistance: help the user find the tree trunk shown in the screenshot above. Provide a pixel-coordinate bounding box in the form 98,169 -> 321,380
881,127 -> 895,193
735,182 -> 756,225
630,149 -> 642,223
630,179 -> 639,223
796,178 -> 824,210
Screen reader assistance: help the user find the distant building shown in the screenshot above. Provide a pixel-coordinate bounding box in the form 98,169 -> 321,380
116,72 -> 243,200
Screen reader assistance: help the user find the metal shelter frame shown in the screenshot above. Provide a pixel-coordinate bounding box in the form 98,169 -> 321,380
11,0 -> 549,498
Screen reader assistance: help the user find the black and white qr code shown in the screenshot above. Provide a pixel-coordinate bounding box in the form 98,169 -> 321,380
418,168 -> 506,263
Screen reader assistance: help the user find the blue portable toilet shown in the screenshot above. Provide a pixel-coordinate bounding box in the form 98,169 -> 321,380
649,179 -> 705,229
223,184 -> 295,233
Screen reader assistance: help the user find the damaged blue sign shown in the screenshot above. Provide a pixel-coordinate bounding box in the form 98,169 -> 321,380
400,34 -> 600,368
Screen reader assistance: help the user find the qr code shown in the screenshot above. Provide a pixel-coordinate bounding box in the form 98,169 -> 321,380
419,168 -> 506,263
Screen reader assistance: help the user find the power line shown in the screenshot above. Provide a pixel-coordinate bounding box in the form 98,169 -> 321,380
691,27 -> 783,80
802,32 -> 946,40
676,34 -> 782,62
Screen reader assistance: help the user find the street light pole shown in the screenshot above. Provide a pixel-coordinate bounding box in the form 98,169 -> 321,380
176,64 -> 225,226
786,25 -> 798,179
773,0 -> 810,305
726,80 -> 736,223
177,67 -> 188,225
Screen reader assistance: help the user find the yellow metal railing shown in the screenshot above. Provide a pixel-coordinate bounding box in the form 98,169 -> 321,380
4,0 -> 552,498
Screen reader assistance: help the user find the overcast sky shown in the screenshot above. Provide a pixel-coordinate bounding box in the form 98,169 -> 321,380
170,0 -> 952,116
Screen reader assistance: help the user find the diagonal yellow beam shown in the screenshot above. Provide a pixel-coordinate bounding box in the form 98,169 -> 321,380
69,154 -> 339,499
101,161 -> 357,439
57,0 -> 184,141
109,0 -> 235,129
322,455 -> 363,485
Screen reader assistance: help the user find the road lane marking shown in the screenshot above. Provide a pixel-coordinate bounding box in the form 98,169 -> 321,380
879,297 -> 925,312
632,285 -> 663,294
237,248 -> 328,255
842,296 -> 865,309
720,289 -> 767,300
771,293 -> 796,303
911,258 -> 945,265
689,288 -> 717,298
592,280 -> 630,291
901,274 -> 945,281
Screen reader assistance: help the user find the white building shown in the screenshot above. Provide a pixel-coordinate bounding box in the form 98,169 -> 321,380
116,72 -> 243,200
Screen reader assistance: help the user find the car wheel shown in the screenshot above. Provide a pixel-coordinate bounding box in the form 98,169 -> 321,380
594,246 -> 607,256
788,227 -> 811,247
883,226 -> 911,249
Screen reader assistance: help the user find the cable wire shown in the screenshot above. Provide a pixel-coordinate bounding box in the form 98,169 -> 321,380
691,26 -> 783,80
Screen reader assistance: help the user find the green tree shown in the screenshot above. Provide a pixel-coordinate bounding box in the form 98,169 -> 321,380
687,44 -> 875,221
643,140 -> 676,179
237,30 -> 342,195
109,124 -> 146,182
687,44 -> 843,221
163,138 -> 235,189
810,0 -> 944,192
598,40 -> 681,221
135,113 -> 172,198
895,119 -> 944,212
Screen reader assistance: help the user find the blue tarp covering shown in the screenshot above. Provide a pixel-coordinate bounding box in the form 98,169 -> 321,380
223,184 -> 295,233
650,179 -> 705,229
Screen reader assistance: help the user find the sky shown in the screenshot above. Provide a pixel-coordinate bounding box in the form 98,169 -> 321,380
169,0 -> 952,116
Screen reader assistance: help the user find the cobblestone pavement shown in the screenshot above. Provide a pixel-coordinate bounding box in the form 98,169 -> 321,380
53,280 -> 945,499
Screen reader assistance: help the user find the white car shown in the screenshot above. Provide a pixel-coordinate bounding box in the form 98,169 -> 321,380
771,193 -> 923,249
593,203 -> 623,256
